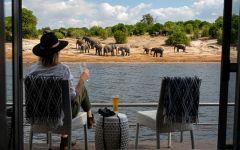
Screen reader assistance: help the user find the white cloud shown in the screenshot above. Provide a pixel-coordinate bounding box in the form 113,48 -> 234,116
4,0 -> 223,28
151,0 -> 223,23
100,3 -> 128,21
151,6 -> 195,21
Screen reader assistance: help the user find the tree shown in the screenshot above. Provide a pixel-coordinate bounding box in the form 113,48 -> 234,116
89,26 -> 103,36
114,30 -> 127,44
165,30 -> 190,46
22,8 -> 38,38
141,14 -> 154,25
67,28 -> 87,38
5,16 -> 12,41
99,29 -> 108,40
185,24 -> 194,34
59,27 -> 67,37
231,15 -> 240,45
148,23 -> 163,35
209,24 -> 220,39
54,32 -> 64,39
112,23 -> 128,34
125,25 -> 134,36
163,21 -> 176,33
133,22 -> 148,35
201,24 -> 210,37
215,16 -> 223,28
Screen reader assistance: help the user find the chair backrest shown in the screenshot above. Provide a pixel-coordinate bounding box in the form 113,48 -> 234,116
156,76 -> 201,126
24,75 -> 72,130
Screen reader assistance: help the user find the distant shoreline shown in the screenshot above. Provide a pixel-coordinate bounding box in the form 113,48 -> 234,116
5,35 -> 227,63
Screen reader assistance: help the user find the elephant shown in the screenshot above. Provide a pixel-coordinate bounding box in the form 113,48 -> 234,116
174,44 -> 186,52
118,46 -> 130,56
143,48 -> 150,54
80,43 -> 90,53
76,39 -> 84,49
161,30 -> 168,36
82,36 -> 91,44
94,43 -> 103,56
103,44 -> 117,56
151,47 -> 164,57
150,31 -> 160,37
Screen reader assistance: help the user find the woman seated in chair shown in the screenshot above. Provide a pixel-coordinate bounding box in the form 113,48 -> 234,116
28,32 -> 94,149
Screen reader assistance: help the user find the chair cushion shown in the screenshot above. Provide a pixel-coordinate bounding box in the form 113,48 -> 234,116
72,112 -> 87,129
32,112 -> 87,134
137,110 -> 193,132
137,110 -> 157,130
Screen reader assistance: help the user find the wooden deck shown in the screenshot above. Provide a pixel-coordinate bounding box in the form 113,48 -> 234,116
24,140 -> 217,149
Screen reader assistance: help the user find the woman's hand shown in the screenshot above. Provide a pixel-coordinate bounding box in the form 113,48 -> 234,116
80,68 -> 90,82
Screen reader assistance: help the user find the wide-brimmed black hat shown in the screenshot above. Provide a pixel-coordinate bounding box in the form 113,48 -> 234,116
33,32 -> 68,57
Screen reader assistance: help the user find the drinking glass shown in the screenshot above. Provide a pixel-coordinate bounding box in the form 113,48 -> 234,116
112,95 -> 119,113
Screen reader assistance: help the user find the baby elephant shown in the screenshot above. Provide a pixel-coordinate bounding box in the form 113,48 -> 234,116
174,44 -> 186,52
143,48 -> 150,54
118,46 -> 130,56
151,47 -> 164,57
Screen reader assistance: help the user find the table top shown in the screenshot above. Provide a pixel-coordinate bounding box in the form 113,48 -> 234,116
97,113 -> 128,122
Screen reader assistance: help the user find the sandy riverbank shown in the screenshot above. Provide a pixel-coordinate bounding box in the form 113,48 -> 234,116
5,35 -> 236,63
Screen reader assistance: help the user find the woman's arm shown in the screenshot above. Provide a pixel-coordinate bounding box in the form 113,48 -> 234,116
75,69 -> 90,98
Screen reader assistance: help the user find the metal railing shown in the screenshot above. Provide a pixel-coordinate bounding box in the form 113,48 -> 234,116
6,102 -> 235,126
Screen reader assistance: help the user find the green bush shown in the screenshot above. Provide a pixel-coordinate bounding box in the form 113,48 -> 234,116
165,30 -> 190,46
133,22 -> 148,35
201,25 -> 210,37
114,30 -> 127,44
99,29 -> 108,40
54,32 -> 64,39
209,24 -> 221,39
5,31 -> 12,42
185,24 -> 194,34
112,23 -> 128,34
192,29 -> 200,40
217,30 -> 223,44
67,28 -> 87,38
148,23 -> 163,35
89,26 -> 103,36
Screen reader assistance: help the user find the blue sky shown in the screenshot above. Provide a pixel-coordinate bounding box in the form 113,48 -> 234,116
4,0 -> 224,28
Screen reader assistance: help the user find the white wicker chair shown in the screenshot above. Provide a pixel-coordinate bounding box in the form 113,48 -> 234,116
135,77 -> 201,149
25,76 -> 88,150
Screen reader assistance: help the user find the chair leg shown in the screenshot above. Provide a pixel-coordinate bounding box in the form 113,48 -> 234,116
29,127 -> 33,150
47,133 -> 49,144
48,132 -> 52,150
190,130 -> 195,149
168,132 -> 171,148
84,124 -> 88,150
156,131 -> 160,149
135,123 -> 140,149
68,132 -> 72,150
180,131 -> 183,143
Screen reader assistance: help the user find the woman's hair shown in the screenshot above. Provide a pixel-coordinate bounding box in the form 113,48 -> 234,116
39,52 -> 59,67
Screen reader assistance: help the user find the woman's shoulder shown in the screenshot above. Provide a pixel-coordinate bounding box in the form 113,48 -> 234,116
55,63 -> 71,71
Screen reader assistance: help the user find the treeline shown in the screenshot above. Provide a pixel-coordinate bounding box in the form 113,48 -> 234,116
5,8 -> 239,46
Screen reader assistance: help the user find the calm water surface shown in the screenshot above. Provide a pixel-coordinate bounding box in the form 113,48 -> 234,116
6,62 -> 224,142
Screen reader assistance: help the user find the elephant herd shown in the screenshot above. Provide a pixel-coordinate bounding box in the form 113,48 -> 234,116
76,36 -> 131,56
150,30 -> 168,37
76,36 -> 187,58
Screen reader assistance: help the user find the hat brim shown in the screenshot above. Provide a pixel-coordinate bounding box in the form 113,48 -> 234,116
33,40 -> 68,57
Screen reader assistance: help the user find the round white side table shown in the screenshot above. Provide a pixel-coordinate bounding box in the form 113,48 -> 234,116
95,113 -> 129,150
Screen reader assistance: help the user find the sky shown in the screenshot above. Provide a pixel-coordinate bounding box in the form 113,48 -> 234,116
4,0 -> 225,29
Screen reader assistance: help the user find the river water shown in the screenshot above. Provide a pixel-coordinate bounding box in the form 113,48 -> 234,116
6,62 -> 231,143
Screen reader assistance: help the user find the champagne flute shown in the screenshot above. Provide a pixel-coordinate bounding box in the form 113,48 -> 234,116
79,62 -> 89,82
